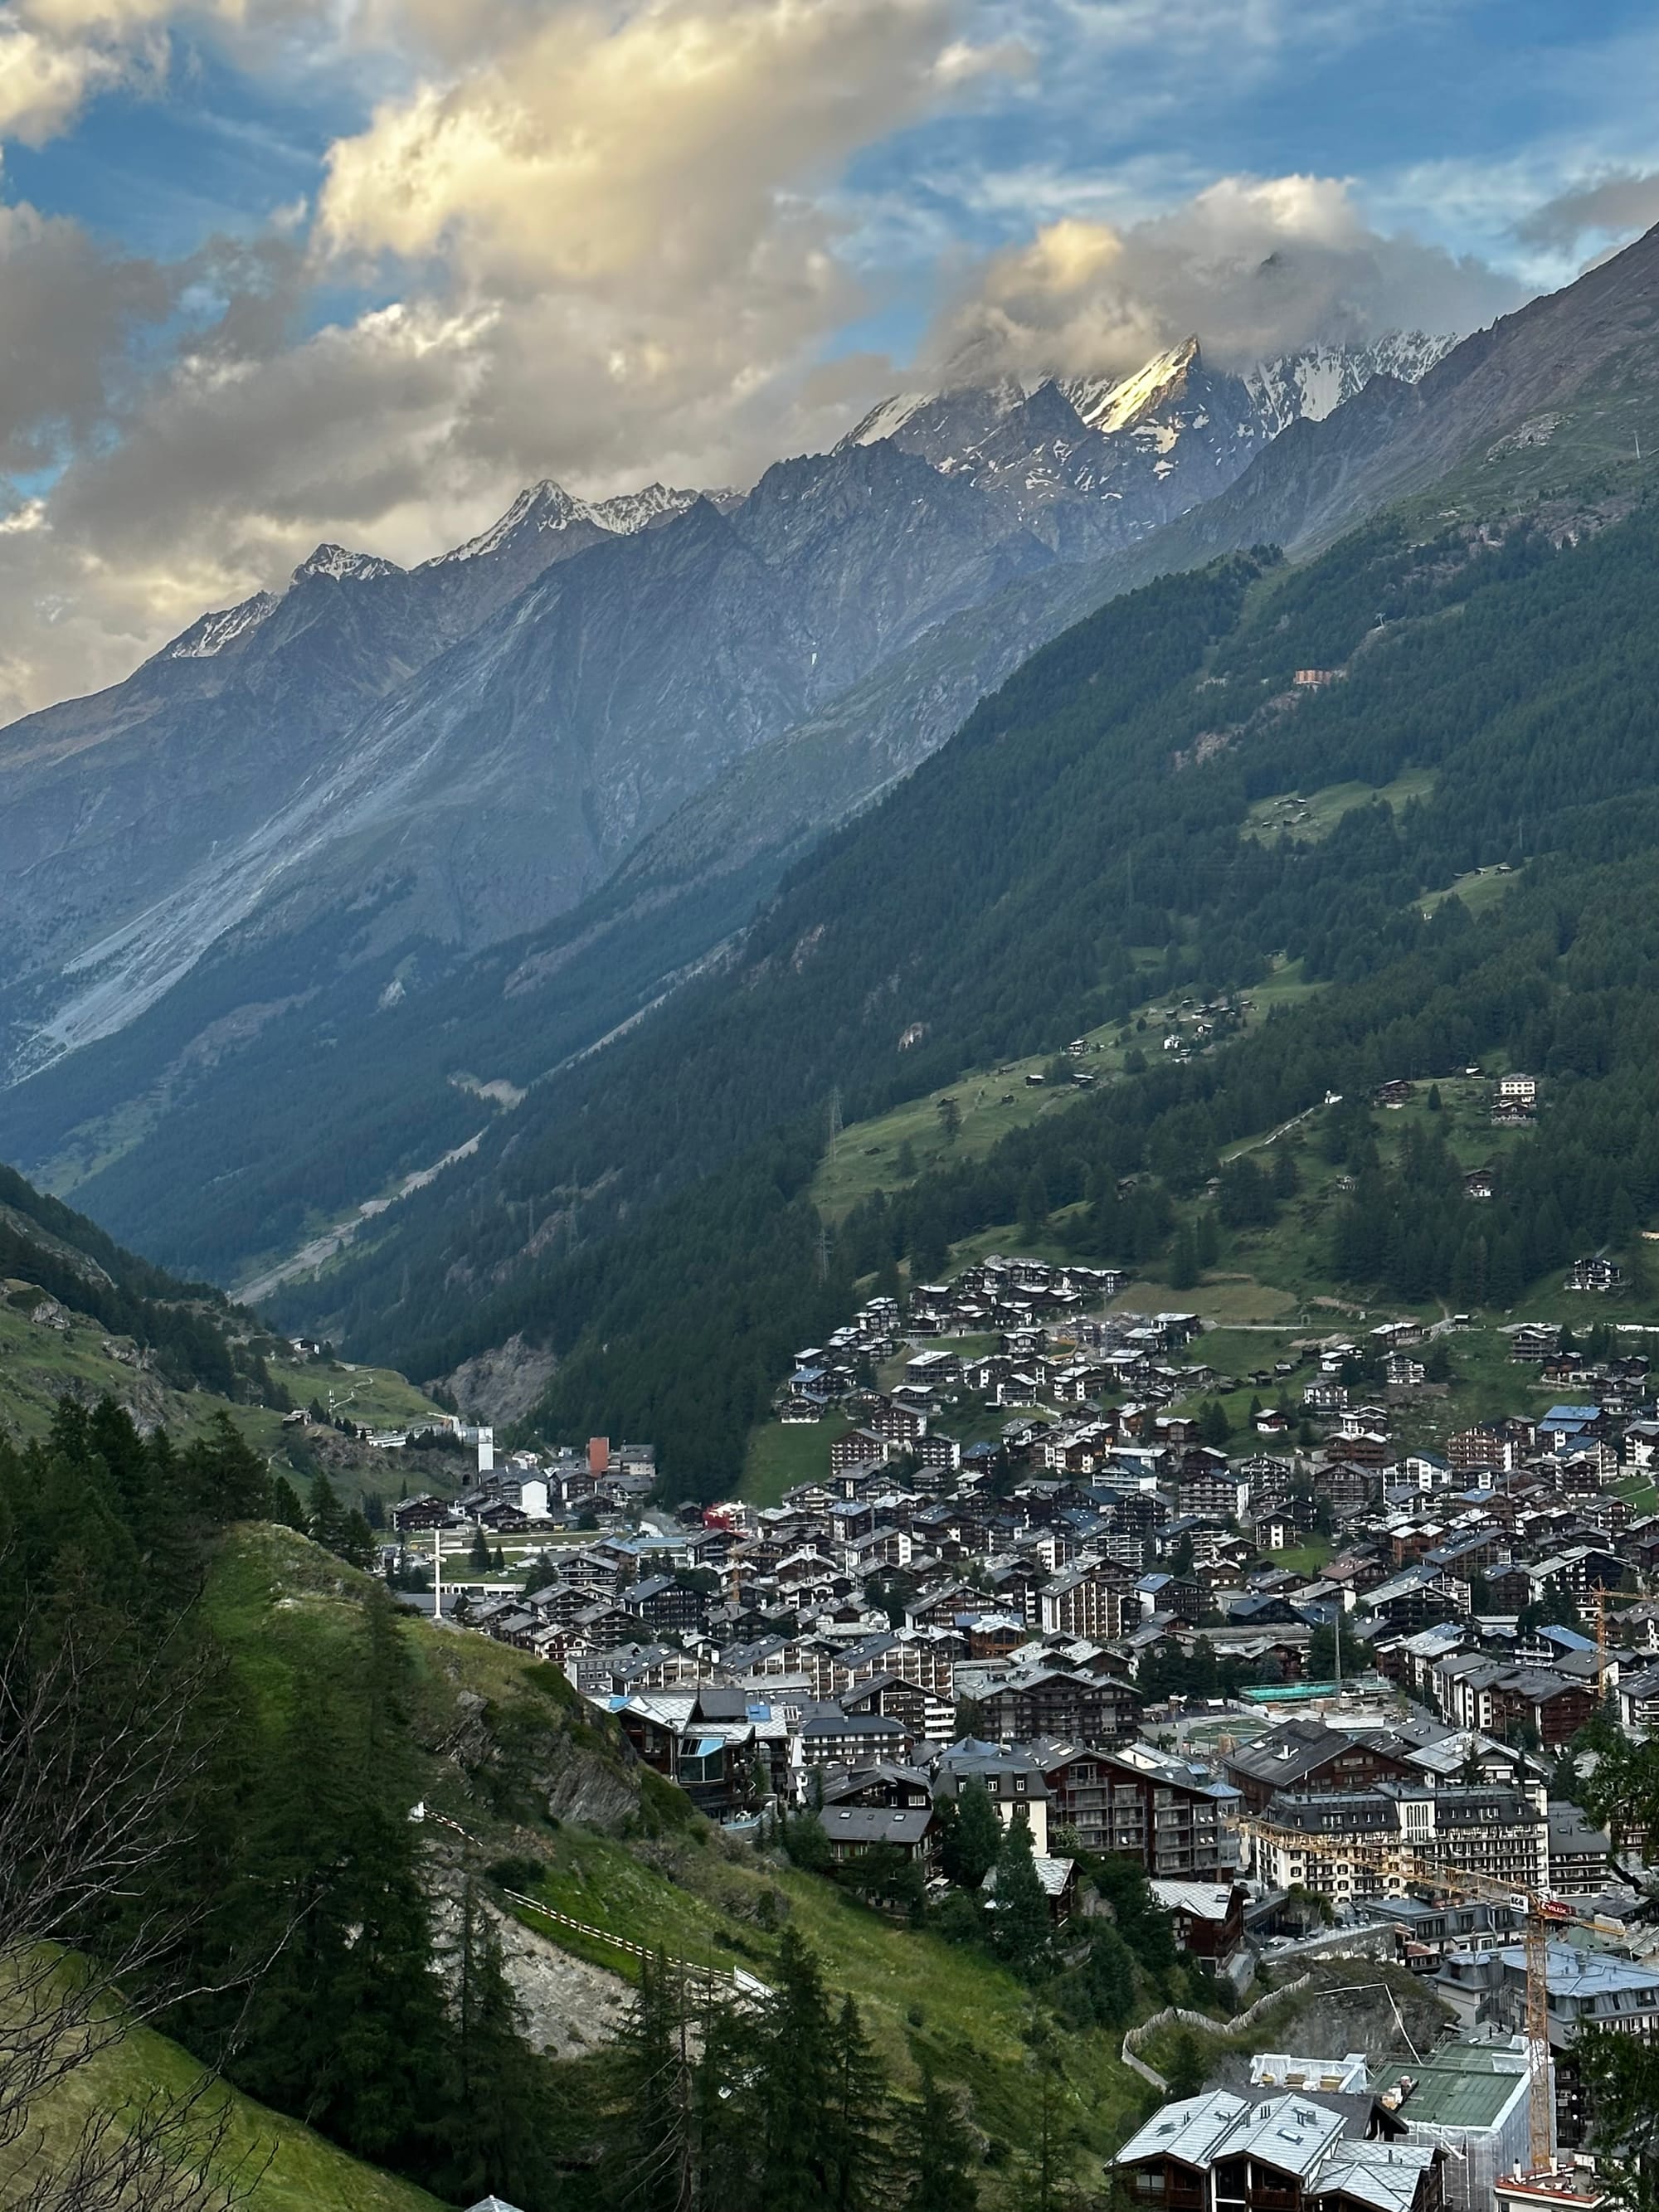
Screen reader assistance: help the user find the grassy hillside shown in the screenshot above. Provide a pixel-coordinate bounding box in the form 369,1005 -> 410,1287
0,1287 -> 441,1449
200,1524 -> 1181,2202
506,1824 -> 1154,2190
810,964 -> 1321,1223
1,2025 -> 444,2212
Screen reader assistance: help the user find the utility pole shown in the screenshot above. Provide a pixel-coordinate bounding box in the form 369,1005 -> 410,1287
432,1526 -> 442,1624
827,1085 -> 843,1159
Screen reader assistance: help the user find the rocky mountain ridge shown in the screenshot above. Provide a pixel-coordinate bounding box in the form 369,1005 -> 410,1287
839,332 -> 1454,553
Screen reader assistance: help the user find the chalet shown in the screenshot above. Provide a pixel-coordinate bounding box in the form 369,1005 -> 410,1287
1113,2091 -> 1437,2212
1148,1879 -> 1246,1962
1041,1743 -> 1238,1875
821,1802 -> 938,1864
1565,1256 -> 1624,1295
974,1665 -> 1141,1747
933,1743 -> 1053,1851
983,1850 -> 1078,1925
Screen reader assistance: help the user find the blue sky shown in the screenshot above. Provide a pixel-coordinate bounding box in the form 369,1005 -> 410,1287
0,0 -> 1654,715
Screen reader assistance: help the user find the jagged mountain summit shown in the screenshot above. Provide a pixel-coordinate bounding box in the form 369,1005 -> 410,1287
840,332 -> 1454,553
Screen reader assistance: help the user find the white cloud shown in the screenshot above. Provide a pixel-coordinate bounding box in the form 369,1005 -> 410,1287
0,11 -> 152,139
0,0 -> 1011,712
922,173 -> 1526,382
1517,170 -> 1659,252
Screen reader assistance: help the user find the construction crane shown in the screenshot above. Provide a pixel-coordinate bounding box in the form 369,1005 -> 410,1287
1590,1582 -> 1640,1701
1239,1811 -> 1570,2180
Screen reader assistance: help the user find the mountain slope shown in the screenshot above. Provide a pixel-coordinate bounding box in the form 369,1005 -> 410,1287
262,378 -> 1659,1491
0,327 -> 1468,1282
15,234 -> 1651,1302
591,229 -> 1659,949
0,477 -> 701,1074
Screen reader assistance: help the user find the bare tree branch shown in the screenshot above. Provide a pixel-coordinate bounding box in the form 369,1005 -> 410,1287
0,1596 -> 285,2212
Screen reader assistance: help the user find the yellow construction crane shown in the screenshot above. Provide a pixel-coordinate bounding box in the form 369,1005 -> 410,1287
1239,1811 -> 1569,2180
1590,1582 -> 1640,1700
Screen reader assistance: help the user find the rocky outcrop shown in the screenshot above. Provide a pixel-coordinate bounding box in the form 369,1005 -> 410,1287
440,1334 -> 560,1427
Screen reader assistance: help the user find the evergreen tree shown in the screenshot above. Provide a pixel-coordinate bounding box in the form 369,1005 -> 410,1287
268,1473 -> 309,1531
1199,1399 -> 1230,1447
339,1507 -> 379,1569
990,1811 -> 1048,1977
784,1810 -> 834,1872
693,1994 -> 763,2212
469,1527 -> 490,1573
308,1471 -> 347,1551
898,2071 -> 978,2212
1169,1224 -> 1199,1290
758,1931 -> 836,2210
943,1779 -> 1001,1889
436,1881 -> 561,2211
825,1994 -> 889,2212
600,1950 -> 694,2212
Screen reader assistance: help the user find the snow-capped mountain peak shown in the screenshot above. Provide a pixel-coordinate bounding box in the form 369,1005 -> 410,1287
833,328 -> 1456,556
1062,336 -> 1202,435
294,544 -> 405,586
1242,332 -> 1457,435
588,482 -> 701,535
425,478 -> 703,570
426,481 -> 592,567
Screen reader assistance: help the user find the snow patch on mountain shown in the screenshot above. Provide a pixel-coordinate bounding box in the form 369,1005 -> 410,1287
1242,332 -> 1457,435
427,479 -> 703,568
163,592 -> 280,660
844,391 -> 935,447
428,482 -> 592,566
589,483 -> 701,534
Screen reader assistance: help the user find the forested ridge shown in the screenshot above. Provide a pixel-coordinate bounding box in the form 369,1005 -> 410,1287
0,1161 -> 284,1401
256,485 -> 1659,1495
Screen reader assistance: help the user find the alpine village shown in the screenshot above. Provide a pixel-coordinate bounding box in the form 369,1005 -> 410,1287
18,27 -> 1659,2212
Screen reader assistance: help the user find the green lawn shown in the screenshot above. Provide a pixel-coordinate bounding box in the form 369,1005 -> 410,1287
1419,863 -> 1521,919
810,965 -> 1323,1224
742,1412 -> 854,1505
1268,1540 -> 1334,1577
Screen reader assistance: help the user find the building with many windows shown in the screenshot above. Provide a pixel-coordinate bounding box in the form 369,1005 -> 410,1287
1248,1782 -> 1548,1903
1039,1738 -> 1240,1875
